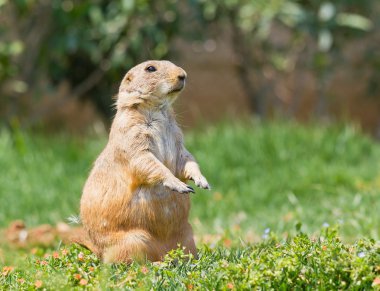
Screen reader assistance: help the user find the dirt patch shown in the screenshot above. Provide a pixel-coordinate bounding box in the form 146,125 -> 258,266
0,220 -> 81,249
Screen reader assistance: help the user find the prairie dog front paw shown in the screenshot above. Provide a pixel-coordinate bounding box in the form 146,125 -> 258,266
163,177 -> 195,194
190,175 -> 210,190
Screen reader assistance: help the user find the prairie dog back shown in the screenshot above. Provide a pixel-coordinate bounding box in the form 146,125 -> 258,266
79,60 -> 210,263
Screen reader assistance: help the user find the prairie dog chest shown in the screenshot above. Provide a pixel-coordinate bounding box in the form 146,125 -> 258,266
145,109 -> 178,168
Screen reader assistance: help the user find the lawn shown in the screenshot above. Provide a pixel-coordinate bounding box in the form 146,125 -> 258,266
0,120 -> 379,289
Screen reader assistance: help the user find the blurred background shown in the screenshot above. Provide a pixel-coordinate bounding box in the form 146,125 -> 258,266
0,0 -> 380,243
1,0 -> 379,135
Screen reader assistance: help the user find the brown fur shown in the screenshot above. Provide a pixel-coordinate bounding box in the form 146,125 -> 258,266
78,60 -> 210,263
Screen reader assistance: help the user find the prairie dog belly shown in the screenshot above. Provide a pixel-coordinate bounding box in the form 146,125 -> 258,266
130,185 -> 190,237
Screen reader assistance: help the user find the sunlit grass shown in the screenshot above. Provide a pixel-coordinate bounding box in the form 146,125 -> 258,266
186,121 -> 380,240
0,120 -> 379,240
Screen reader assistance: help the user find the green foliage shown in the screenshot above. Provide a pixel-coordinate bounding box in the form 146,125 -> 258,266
194,0 -> 376,117
0,41 -> 23,80
1,227 -> 379,289
0,0 -> 182,118
0,0 -> 376,121
198,0 -> 373,56
44,0 -> 180,79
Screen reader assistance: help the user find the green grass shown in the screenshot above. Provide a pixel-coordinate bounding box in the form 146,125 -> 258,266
1,120 -> 378,239
186,121 -> 380,240
1,228 -> 379,289
1,120 -> 380,289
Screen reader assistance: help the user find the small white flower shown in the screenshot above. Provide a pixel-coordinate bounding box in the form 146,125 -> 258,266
262,228 -> 270,239
357,251 -> 366,258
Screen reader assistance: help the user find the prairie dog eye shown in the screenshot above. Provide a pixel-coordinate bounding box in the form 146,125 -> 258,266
145,66 -> 157,72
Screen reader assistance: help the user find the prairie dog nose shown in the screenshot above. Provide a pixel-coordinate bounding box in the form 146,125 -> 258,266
178,73 -> 186,81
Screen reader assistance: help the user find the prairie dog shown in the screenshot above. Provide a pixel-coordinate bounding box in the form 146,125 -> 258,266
79,60 -> 210,263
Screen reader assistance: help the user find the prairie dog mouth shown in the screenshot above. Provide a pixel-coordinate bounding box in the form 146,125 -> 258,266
169,81 -> 185,94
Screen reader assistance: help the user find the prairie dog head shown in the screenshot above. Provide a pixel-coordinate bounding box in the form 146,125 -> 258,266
117,60 -> 187,109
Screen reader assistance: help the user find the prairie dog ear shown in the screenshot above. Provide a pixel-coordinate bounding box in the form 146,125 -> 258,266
117,91 -> 144,109
119,72 -> 134,92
